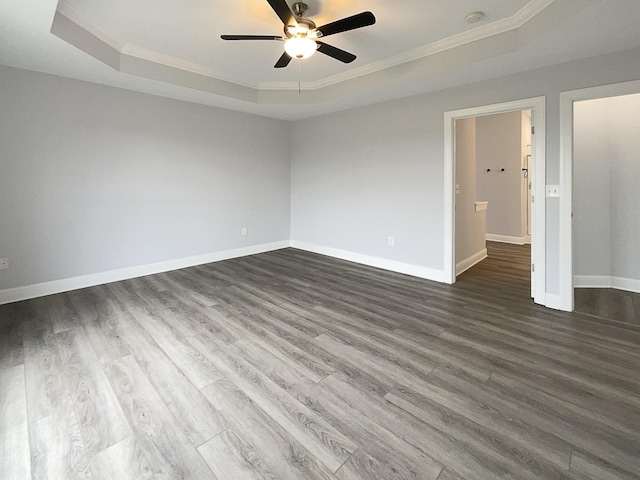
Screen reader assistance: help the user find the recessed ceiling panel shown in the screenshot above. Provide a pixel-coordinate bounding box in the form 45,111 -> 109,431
58,0 -> 531,84
5,0 -> 640,119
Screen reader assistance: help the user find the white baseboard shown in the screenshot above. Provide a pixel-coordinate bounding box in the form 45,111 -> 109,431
0,240 -> 291,306
573,275 -> 611,288
456,248 -> 488,276
486,233 -> 529,245
574,275 -> 640,294
290,241 -> 445,283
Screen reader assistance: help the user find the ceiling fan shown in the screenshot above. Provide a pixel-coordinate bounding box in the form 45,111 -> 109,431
221,0 -> 376,68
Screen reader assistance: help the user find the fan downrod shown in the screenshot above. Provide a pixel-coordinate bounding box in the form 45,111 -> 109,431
285,2 -> 317,37
292,2 -> 308,18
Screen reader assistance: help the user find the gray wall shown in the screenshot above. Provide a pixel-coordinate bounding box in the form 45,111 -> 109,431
0,66 -> 291,291
291,46 -> 640,295
291,98 -> 442,267
574,93 -> 640,281
476,111 -> 525,238
454,118 -> 486,270
2,46 -> 640,299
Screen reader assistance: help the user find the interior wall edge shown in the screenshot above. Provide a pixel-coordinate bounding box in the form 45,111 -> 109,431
0,240 -> 291,306
290,240 -> 445,283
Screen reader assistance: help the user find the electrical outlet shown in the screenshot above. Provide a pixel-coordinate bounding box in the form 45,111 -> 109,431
0,258 -> 8,270
545,185 -> 560,197
241,227 -> 248,236
388,237 -> 394,247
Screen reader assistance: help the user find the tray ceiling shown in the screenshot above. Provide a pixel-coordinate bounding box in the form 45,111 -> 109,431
2,0 -> 640,119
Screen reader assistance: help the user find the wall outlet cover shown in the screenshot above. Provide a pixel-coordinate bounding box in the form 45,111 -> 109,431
545,185 -> 561,197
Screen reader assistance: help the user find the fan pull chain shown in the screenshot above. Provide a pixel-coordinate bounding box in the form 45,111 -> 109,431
298,58 -> 302,94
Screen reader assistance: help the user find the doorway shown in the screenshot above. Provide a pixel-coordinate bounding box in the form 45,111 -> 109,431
444,97 -> 546,306
558,80 -> 640,312
559,85 -> 640,319
453,110 -> 532,286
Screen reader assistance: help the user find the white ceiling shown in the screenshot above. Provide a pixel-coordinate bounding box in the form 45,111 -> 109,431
1,0 -> 640,120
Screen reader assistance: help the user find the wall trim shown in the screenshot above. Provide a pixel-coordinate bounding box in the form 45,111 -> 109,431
291,241 -> 445,283
573,275 -> 611,288
486,234 -> 529,245
456,248 -> 488,276
559,79 -> 640,312
0,240 -> 290,306
574,275 -> 640,293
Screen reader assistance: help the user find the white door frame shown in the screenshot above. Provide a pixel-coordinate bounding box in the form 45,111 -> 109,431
558,79 -> 640,311
444,96 -> 547,306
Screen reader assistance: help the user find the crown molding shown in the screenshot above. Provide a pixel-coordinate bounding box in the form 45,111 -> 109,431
54,1 -> 123,52
259,0 -> 557,90
52,0 -> 557,95
120,44 -> 258,90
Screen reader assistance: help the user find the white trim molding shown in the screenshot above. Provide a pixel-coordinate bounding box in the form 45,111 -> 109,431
559,79 -> 640,312
456,249 -> 488,276
486,234 -> 529,245
574,275 -> 640,294
0,241 -> 290,306
444,96 -> 546,307
573,275 -> 611,288
544,294 -> 562,310
291,241 -> 445,283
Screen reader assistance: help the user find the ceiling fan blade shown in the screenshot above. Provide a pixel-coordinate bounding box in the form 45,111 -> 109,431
316,11 -> 375,38
266,0 -> 296,26
221,35 -> 283,41
274,52 -> 292,68
316,42 -> 356,63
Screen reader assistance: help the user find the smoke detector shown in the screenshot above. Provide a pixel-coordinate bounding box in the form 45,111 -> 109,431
465,11 -> 485,24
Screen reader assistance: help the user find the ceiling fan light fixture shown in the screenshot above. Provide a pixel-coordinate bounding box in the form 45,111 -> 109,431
284,36 -> 317,59
221,0 -> 375,68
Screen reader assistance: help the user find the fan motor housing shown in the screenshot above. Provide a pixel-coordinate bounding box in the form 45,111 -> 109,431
285,18 -> 317,37
284,2 -> 318,38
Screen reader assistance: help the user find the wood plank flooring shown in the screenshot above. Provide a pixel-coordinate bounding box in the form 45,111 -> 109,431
2,244 -> 640,479
575,287 -> 640,326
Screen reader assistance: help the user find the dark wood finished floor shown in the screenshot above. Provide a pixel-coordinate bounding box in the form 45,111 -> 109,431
2,245 -> 640,479
575,287 -> 640,326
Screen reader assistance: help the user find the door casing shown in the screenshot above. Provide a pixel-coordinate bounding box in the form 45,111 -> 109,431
444,97 -> 547,306
558,79 -> 640,311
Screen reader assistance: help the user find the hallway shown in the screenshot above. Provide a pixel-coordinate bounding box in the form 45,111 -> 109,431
457,241 -> 532,304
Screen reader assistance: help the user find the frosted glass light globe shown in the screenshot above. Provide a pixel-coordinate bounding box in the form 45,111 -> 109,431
284,37 -> 317,59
